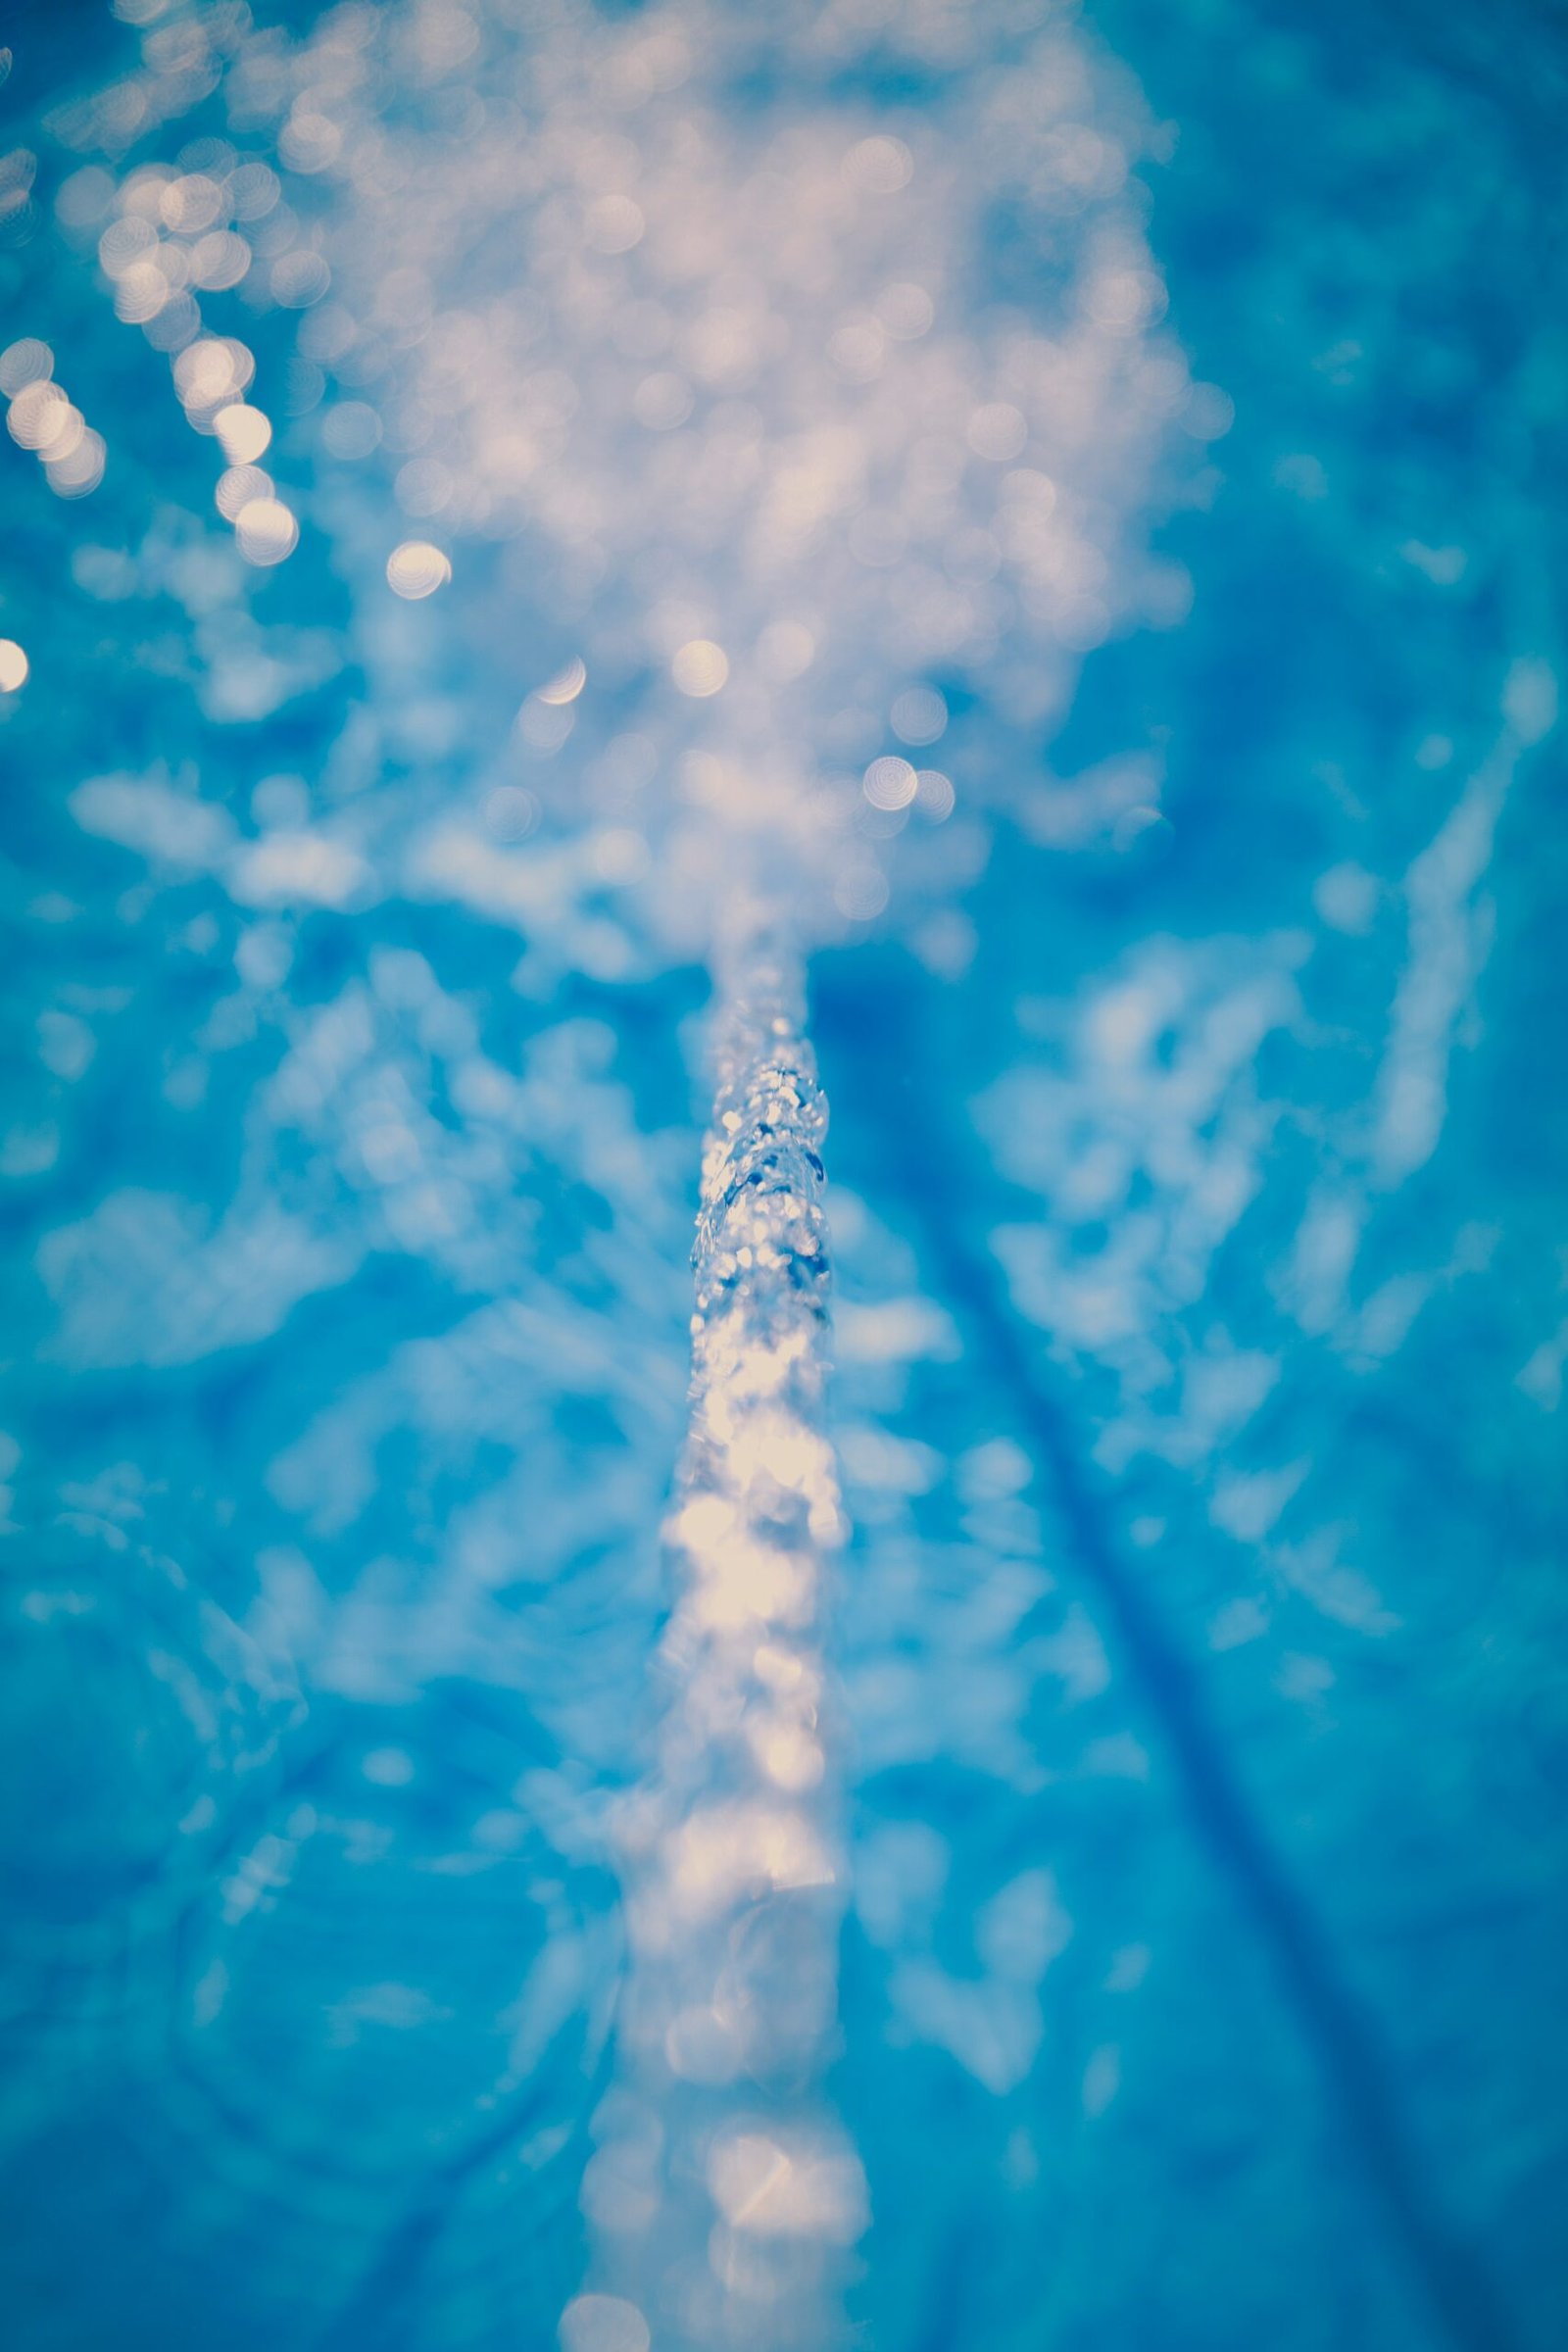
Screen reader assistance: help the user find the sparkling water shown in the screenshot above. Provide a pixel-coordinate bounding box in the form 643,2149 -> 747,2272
1,3 -> 1565,2348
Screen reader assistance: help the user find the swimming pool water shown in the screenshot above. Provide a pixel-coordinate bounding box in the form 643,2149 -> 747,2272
1,2 -> 1565,2348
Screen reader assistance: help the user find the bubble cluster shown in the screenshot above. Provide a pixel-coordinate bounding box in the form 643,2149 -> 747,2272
53,138 -> 295,561
588,943 -> 860,2348
0,339 -> 106,498
35,0 -> 1196,948
13,0 -> 1209,973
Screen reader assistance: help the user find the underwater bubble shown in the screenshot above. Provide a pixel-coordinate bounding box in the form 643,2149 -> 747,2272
214,405 -> 272,464
537,658 -> 587,707
234,497 -> 300,566
386,539 -> 452,598
216,465 -> 273,521
45,428 -> 106,499
7,378 -> 68,450
914,768 -> 955,819
890,687 -> 947,746
0,336 -> 52,395
672,640 -> 729,698
559,2295 -> 651,2352
320,400 -> 382,459
862,757 -> 917,810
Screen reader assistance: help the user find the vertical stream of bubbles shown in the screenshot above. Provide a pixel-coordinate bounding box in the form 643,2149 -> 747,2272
567,936 -> 862,2352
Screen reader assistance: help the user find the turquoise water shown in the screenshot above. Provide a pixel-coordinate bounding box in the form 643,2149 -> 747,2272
1,2 -> 1566,2347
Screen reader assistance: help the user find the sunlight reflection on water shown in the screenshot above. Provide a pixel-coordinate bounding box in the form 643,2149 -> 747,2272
1,1 -> 1567,2348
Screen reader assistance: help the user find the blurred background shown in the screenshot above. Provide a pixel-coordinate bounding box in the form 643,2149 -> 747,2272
0,1 -> 1565,2347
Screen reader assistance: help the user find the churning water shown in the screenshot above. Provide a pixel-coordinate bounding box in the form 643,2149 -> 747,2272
1,1 -> 1565,2347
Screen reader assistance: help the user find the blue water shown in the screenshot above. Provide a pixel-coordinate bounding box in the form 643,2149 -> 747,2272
2,2 -> 1566,2348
